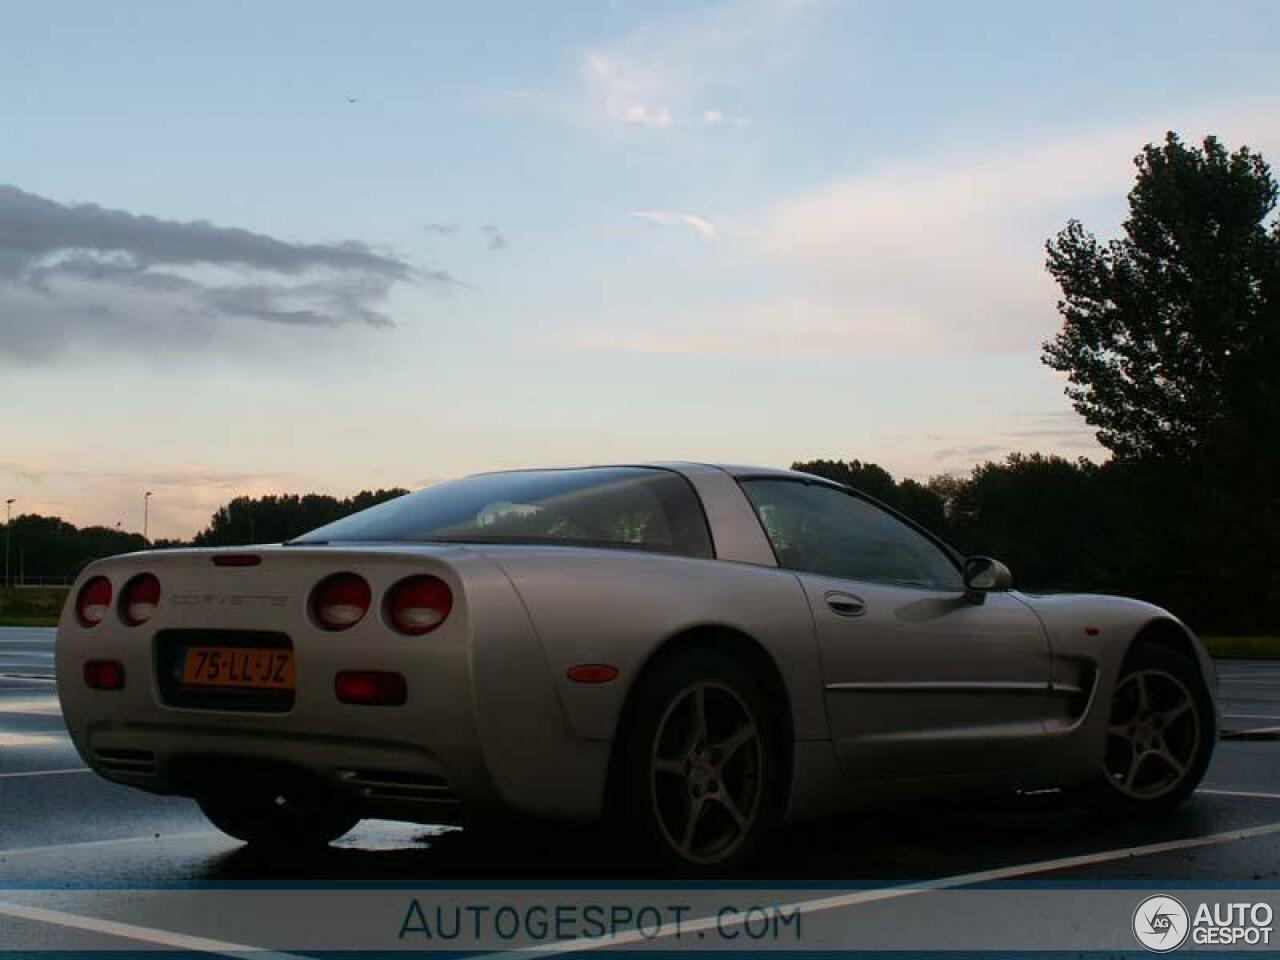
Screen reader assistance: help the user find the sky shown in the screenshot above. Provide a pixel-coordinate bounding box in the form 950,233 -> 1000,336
2,0 -> 1279,540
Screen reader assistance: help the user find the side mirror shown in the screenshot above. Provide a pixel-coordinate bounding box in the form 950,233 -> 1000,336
962,556 -> 1012,602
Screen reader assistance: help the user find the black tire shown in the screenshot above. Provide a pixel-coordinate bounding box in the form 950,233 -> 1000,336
617,647 -> 783,874
1085,640 -> 1215,814
197,787 -> 360,848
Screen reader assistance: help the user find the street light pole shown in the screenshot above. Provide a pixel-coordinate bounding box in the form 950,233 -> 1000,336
4,498 -> 14,590
144,491 -> 153,543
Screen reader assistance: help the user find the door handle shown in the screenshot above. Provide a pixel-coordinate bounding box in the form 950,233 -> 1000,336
825,592 -> 866,617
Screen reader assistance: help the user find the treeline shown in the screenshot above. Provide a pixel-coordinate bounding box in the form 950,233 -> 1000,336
2,455 -> 1273,633
192,489 -> 408,546
796,454 -> 1273,636
0,515 -> 150,583
0,489 -> 407,582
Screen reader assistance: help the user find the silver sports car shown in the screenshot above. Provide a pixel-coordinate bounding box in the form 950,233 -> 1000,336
56,463 -> 1217,870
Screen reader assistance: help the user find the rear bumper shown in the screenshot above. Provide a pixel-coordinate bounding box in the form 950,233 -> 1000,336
82,719 -> 474,824
65,654 -> 612,825
56,545 -> 613,824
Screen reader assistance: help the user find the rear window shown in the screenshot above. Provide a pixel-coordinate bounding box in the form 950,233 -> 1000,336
293,467 -> 714,559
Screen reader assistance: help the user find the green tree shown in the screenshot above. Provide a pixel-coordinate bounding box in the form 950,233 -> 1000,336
791,459 -> 947,535
5,514 -> 147,580
1044,133 -> 1280,631
193,488 -> 408,546
940,454 -> 1107,592
1044,133 -> 1280,463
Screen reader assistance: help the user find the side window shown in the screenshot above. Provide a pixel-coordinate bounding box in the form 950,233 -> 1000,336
741,479 -> 962,590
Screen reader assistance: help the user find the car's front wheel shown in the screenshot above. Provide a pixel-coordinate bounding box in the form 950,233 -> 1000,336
1090,640 -> 1215,812
197,787 -> 360,848
620,648 -> 782,873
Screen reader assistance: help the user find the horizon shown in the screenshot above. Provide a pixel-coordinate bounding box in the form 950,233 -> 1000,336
2,453 -> 1056,542
4,0 -> 1279,539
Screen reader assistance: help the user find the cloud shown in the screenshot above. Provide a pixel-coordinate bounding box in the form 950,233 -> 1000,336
616,101 -> 675,128
630,210 -> 718,239
0,461 -> 302,539
934,444 -> 1007,462
563,299 -> 885,356
426,222 -> 459,237
1,461 -> 281,490
0,186 -> 405,276
575,0 -> 815,130
570,98 -> 1280,360
0,185 -> 453,364
750,100 -> 1280,355
482,224 -> 508,251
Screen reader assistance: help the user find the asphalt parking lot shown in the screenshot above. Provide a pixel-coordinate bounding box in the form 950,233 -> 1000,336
2,625 -> 1280,946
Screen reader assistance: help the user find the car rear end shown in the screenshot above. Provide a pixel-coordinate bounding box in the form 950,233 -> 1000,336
55,543 -> 601,827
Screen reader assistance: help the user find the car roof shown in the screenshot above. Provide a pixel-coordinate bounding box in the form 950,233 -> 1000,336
692,462 -> 835,483
469,461 -> 844,486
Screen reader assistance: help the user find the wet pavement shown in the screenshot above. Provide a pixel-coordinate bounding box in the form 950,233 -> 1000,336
2,627 -> 1279,947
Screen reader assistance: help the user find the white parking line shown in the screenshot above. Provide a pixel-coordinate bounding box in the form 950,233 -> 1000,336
487,819 -> 1280,958
1,813 -> 1279,957
0,831 -> 218,860
0,767 -> 89,780
0,900 -> 300,959
0,819 -> 452,863
1223,725 -> 1280,738
0,697 -> 61,715
0,732 -> 67,747
1223,714 -> 1280,721
1199,788 -> 1280,801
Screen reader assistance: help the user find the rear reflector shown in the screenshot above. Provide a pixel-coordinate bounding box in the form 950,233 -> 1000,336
384,575 -> 453,635
120,574 -> 160,626
335,670 -> 407,706
566,664 -> 619,684
310,573 -> 372,631
76,577 -> 112,628
84,659 -> 125,691
213,554 -> 261,567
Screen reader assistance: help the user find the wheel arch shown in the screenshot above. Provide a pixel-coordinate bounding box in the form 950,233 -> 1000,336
1083,619 -> 1218,810
604,623 -> 795,818
1128,617 -> 1200,666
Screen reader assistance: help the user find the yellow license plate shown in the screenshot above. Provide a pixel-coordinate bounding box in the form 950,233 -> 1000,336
181,647 -> 295,690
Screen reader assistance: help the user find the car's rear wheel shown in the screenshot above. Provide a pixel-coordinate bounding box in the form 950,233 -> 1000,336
197,788 -> 360,848
1088,640 -> 1215,812
620,648 -> 782,873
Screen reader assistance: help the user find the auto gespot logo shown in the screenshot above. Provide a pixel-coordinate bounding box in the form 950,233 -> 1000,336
1133,894 -> 1274,951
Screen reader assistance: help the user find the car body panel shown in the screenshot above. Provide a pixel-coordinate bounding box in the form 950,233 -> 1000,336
802,575 -> 1053,782
471,544 -> 827,742
55,461 -> 1217,831
1016,592 -> 1217,786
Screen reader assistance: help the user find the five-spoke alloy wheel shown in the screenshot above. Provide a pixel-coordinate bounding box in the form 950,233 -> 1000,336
620,648 -> 781,872
1092,641 -> 1214,812
650,680 -> 764,865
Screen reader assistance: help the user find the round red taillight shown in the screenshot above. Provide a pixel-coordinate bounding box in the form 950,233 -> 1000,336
310,573 -> 371,631
76,576 -> 112,628
120,573 -> 160,626
384,575 -> 453,636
